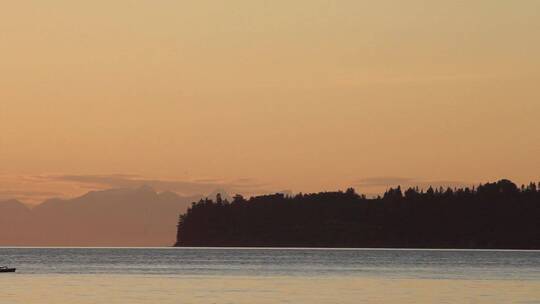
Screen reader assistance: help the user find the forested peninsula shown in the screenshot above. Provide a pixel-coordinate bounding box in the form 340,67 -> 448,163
175,180 -> 540,249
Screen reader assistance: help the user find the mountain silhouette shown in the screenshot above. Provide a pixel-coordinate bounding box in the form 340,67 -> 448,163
0,199 -> 34,244
0,186 -> 207,246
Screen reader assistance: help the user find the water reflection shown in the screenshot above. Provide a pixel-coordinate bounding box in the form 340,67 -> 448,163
1,248 -> 539,303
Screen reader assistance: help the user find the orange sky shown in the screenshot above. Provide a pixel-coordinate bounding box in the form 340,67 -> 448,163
1,1 -> 539,204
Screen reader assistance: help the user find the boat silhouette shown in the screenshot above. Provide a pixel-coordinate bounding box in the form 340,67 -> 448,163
0,266 -> 16,273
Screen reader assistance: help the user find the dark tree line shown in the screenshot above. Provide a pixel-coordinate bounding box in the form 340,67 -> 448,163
175,180 -> 540,249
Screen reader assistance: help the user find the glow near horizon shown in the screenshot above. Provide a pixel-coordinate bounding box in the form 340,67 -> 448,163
1,1 -> 539,203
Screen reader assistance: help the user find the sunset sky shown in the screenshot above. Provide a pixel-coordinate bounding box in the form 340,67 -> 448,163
1,1 -> 539,204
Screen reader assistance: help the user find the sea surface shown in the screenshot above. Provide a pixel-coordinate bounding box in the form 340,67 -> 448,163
1,248 -> 539,303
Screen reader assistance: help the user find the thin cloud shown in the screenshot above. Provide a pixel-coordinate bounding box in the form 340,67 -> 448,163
356,177 -> 415,187
0,190 -> 61,197
0,174 -> 271,204
39,174 -> 268,196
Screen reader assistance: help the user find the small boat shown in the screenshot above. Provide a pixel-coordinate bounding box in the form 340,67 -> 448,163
0,266 -> 16,273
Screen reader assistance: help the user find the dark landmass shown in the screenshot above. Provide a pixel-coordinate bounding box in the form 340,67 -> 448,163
175,180 -> 540,249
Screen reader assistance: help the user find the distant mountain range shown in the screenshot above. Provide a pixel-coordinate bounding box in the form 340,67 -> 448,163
0,186 -> 228,246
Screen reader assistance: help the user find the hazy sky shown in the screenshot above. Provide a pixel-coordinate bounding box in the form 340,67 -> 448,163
1,1 -> 539,203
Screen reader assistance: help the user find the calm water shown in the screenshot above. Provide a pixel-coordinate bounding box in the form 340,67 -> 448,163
1,248 -> 539,303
